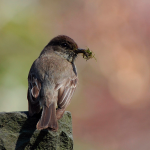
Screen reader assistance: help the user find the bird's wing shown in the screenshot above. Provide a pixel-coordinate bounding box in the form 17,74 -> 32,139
56,77 -> 78,109
27,73 -> 41,116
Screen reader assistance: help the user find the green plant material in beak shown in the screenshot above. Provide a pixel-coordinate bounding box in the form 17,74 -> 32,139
83,48 -> 96,61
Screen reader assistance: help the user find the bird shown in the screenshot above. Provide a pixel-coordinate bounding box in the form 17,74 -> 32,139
27,35 -> 87,131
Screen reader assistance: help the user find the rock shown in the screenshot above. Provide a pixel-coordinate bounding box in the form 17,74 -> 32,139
0,111 -> 73,150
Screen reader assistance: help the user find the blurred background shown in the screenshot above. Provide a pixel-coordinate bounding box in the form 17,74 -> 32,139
1,0 -> 150,149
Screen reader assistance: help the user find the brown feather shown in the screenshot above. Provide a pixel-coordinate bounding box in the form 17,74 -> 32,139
27,89 -> 40,116
27,74 -> 41,116
36,102 -> 58,131
56,78 -> 77,120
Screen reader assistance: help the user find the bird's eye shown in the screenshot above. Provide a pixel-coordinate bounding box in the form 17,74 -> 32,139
61,43 -> 69,48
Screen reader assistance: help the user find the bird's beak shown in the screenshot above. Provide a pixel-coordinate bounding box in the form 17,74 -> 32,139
78,48 -> 86,51
75,48 -> 89,58
75,48 -> 86,54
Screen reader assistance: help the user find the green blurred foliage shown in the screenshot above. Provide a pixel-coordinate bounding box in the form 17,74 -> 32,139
0,1 -> 51,112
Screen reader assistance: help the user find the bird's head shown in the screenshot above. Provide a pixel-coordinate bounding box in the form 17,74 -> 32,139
44,35 -> 86,62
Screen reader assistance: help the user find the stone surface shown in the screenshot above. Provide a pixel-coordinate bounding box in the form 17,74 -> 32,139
0,111 -> 73,150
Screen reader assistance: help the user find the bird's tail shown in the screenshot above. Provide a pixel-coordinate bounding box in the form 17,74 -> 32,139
36,102 -> 58,131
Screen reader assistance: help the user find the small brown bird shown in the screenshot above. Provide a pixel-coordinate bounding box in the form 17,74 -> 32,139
27,35 -> 87,131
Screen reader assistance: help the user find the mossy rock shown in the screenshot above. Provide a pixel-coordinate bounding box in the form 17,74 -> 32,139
0,111 -> 73,150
